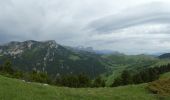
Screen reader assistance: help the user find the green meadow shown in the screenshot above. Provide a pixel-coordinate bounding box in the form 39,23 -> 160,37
0,75 -> 160,100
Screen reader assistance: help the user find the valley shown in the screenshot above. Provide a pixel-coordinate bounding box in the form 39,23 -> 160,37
0,40 -> 170,100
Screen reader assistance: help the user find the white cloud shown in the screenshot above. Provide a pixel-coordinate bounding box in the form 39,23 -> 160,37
0,0 -> 170,54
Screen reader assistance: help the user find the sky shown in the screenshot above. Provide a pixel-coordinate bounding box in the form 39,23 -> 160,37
0,0 -> 170,54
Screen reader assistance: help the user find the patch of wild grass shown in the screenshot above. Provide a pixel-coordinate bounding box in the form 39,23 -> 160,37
148,78 -> 170,96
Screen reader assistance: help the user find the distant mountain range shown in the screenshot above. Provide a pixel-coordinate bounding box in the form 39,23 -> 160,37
71,46 -> 121,55
159,53 -> 170,59
0,40 -> 169,83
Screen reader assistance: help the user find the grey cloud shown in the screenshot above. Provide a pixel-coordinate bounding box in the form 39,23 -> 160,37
0,0 -> 170,54
88,2 -> 170,34
0,0 -> 83,43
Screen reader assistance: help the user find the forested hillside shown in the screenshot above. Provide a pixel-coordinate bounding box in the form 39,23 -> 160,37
0,40 -> 106,78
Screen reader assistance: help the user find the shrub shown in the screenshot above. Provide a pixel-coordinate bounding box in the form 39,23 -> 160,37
93,76 -> 105,87
148,78 -> 170,96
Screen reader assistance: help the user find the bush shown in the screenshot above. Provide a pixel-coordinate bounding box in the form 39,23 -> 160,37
29,70 -> 50,83
13,70 -> 24,79
93,76 -> 105,87
1,60 -> 14,74
55,74 -> 91,88
148,78 -> 170,96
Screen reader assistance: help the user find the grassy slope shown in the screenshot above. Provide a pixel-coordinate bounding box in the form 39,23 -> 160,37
104,56 -> 170,86
160,72 -> 170,79
0,75 -> 158,100
148,72 -> 170,100
103,55 -> 170,86
150,59 -> 170,67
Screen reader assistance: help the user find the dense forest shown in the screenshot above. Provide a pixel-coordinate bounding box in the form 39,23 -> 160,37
111,64 -> 170,87
1,60 -> 170,88
0,60 -> 105,88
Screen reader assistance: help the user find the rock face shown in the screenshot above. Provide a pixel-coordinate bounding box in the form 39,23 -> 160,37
0,40 -> 106,78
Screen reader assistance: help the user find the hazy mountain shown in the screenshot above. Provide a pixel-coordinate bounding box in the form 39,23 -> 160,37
159,53 -> 170,59
70,46 -> 120,55
95,50 -> 121,55
74,46 -> 94,52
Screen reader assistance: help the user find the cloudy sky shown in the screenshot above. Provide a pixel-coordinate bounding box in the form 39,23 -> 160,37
0,0 -> 170,54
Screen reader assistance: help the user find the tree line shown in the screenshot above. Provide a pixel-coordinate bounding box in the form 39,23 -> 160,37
111,64 -> 170,87
0,60 -> 105,88
1,60 -> 170,88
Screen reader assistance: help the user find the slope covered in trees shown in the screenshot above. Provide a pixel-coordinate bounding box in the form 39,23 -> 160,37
111,64 -> 170,87
1,40 -> 166,82
0,40 -> 106,78
0,40 -> 170,88
0,61 -> 106,88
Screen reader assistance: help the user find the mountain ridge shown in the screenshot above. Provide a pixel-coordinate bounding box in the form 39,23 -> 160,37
0,40 -> 106,78
159,53 -> 170,59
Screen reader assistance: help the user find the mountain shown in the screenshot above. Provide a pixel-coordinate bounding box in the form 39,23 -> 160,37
101,54 -> 168,85
70,46 -> 120,55
95,50 -> 121,55
159,53 -> 170,59
0,40 -> 106,78
74,46 -> 94,52
0,40 -> 168,82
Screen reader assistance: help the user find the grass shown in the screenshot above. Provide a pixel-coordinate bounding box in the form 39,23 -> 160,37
149,79 -> 170,95
148,72 -> 170,99
69,55 -> 80,61
105,65 -> 128,86
150,59 -> 170,68
0,75 -> 158,100
148,79 -> 170,97
160,72 -> 170,79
